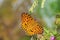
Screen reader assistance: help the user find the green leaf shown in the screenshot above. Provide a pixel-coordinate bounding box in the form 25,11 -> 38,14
19,36 -> 31,40
56,36 -> 60,40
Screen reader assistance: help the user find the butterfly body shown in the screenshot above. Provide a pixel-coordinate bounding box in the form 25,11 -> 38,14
21,12 -> 43,36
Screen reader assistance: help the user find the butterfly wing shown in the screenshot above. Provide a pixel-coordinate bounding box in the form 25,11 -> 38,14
21,12 -> 43,36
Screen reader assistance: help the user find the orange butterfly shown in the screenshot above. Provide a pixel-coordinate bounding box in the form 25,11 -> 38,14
21,12 -> 43,36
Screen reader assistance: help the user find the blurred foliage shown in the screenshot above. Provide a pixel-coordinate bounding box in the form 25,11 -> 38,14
57,0 -> 60,12
0,0 -> 60,40
30,0 -> 60,40
50,1 -> 57,13
19,36 -> 31,40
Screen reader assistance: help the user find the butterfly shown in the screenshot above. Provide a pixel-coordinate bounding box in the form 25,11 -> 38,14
21,12 -> 43,36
